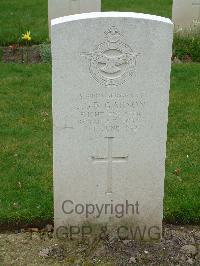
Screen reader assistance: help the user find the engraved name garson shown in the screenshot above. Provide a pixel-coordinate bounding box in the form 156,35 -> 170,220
72,92 -> 145,137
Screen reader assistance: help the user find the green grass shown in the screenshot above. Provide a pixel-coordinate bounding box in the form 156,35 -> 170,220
0,63 -> 52,227
0,0 -> 48,46
0,48 -> 3,61
0,63 -> 199,227
102,0 -> 172,18
164,63 -> 200,224
173,31 -> 200,62
0,0 -> 172,45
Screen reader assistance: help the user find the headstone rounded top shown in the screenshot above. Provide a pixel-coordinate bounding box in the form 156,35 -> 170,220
51,11 -> 173,27
52,7 -> 173,239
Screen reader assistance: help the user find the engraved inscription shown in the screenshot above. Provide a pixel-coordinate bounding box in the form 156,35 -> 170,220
82,26 -> 140,87
91,137 -> 128,194
72,92 -> 145,137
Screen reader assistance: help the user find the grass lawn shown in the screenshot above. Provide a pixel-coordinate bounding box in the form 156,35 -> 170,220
103,0 -> 172,18
0,0 -> 173,45
0,0 -> 48,46
0,63 -> 199,228
165,64 -> 200,224
0,64 -> 52,227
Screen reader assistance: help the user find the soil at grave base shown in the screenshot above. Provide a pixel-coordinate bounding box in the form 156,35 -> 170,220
0,224 -> 199,265
0,45 -> 195,64
0,218 -> 53,232
1,45 -> 41,64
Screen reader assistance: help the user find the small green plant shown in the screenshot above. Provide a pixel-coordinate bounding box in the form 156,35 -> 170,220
173,26 -> 200,62
0,47 -> 3,62
21,30 -> 32,63
39,43 -> 51,63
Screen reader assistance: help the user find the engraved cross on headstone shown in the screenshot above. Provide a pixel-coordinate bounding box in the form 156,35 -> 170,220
91,137 -> 128,194
192,0 -> 200,20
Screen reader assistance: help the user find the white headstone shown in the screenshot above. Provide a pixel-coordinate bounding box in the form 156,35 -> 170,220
48,0 -> 101,37
172,0 -> 200,29
52,12 -> 173,241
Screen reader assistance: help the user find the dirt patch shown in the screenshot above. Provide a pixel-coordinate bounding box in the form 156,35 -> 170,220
0,224 -> 199,265
172,55 -> 193,64
1,45 -> 41,64
0,218 -> 53,232
0,45 -> 196,65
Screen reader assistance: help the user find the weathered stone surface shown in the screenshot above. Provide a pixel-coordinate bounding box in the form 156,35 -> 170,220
48,0 -> 101,37
172,0 -> 200,30
52,12 -> 173,240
